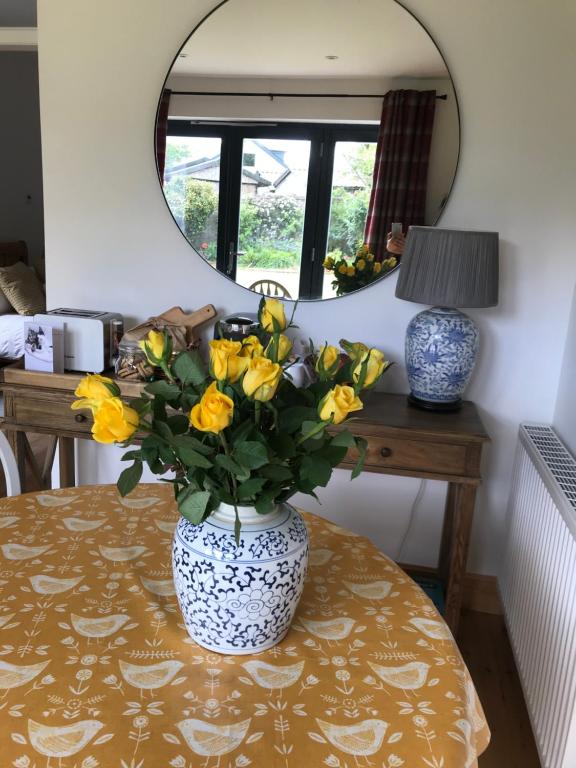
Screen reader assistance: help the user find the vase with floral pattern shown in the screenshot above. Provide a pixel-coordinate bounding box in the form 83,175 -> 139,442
172,502 -> 309,654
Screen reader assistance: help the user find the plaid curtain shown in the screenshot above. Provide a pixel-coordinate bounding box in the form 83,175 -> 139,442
155,89 -> 172,183
364,90 -> 437,261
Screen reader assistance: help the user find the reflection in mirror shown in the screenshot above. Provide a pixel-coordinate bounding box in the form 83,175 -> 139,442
156,0 -> 460,301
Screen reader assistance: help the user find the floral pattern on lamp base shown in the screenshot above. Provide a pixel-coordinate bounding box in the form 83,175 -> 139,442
172,502 -> 309,655
405,306 -> 479,410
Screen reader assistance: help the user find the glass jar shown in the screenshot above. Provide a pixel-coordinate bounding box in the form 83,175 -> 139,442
114,339 -> 155,382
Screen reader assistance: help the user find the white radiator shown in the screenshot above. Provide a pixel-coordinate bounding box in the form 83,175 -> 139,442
502,424 -> 576,768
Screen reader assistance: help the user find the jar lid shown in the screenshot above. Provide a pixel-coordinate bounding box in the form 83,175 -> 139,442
118,338 -> 143,351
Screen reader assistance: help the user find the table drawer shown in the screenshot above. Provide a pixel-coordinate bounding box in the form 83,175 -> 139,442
11,395 -> 93,434
348,435 -> 468,476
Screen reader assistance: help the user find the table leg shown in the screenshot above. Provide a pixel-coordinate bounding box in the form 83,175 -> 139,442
58,437 -> 76,488
441,483 -> 478,637
6,430 -> 27,493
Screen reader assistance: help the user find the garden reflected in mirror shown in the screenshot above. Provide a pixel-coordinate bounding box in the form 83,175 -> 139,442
156,0 -> 460,300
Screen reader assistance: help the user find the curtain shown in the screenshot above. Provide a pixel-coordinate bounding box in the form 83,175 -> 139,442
364,89 -> 436,261
155,89 -> 172,183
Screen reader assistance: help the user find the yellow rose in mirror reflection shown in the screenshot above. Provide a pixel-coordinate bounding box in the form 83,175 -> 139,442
71,374 -> 119,413
92,398 -> 139,444
190,381 -> 234,434
259,298 -> 287,332
318,385 -> 363,425
243,357 -> 282,402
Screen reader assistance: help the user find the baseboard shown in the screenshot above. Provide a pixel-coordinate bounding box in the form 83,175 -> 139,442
463,573 -> 502,615
400,563 -> 503,616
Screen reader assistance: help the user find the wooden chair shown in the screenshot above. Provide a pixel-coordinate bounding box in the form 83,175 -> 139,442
248,279 -> 292,299
0,431 -> 21,496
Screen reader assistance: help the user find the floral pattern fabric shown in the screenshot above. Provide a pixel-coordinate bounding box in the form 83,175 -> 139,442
0,484 -> 489,768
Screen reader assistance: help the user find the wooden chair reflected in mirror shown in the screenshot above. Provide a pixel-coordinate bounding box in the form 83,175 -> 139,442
248,278 -> 292,299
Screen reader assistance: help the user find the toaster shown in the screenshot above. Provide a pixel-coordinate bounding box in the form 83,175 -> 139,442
34,309 -> 124,373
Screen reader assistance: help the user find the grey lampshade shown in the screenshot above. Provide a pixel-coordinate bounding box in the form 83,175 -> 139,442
395,227 -> 499,308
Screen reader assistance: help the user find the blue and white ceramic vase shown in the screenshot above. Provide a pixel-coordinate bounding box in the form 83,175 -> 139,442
405,306 -> 479,408
172,502 -> 309,655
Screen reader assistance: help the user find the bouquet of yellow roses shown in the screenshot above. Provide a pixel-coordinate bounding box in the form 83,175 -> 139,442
323,244 -> 398,296
72,298 -> 391,540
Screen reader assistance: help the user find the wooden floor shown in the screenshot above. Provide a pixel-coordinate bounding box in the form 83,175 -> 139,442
5,436 -> 541,766
458,610 -> 541,767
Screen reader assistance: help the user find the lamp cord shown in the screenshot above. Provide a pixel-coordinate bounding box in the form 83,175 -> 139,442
396,479 -> 427,562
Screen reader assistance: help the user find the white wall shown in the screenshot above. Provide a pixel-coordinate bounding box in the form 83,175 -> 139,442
0,52 -> 44,271
554,284 -> 576,458
38,0 -> 576,575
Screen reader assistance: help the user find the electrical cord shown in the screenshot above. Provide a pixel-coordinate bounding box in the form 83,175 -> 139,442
396,479 -> 427,562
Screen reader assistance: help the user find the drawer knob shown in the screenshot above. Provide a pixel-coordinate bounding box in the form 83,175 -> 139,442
380,447 -> 393,458
74,414 -> 87,423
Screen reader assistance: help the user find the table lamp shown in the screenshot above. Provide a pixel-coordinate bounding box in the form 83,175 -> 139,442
395,227 -> 499,411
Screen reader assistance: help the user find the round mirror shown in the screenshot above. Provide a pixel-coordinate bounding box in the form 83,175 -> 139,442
155,0 -> 460,301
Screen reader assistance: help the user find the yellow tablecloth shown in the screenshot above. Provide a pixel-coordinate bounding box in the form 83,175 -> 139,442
0,484 -> 489,768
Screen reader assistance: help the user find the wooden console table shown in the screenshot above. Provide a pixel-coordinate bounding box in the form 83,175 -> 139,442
0,366 -> 489,634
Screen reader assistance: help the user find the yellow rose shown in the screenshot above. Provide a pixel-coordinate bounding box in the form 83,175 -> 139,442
265,333 -> 292,363
315,344 -> 340,378
353,348 -> 390,388
242,357 -> 282,402
209,339 -> 245,382
346,266 -> 355,276
356,259 -> 366,271
259,298 -> 287,332
139,329 -> 169,364
337,263 -> 348,275
91,397 -> 139,444
190,381 -> 234,434
239,335 -> 264,359
340,339 -> 369,362
357,244 -> 369,257
323,257 -> 335,269
373,262 -> 382,274
366,253 -> 374,262
71,374 -> 119,412
382,256 -> 398,270
318,385 -> 363,425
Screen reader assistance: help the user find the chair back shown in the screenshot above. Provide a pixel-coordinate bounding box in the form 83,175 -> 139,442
0,432 -> 21,496
248,279 -> 292,299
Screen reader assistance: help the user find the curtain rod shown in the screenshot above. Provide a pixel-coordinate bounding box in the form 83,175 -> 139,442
171,90 -> 447,101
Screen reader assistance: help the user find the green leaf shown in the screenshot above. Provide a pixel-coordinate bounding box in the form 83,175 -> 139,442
255,494 -> 276,515
234,441 -> 268,470
154,420 -> 173,441
351,437 -> 368,479
178,490 -> 211,524
215,454 -> 249,478
167,414 -> 191,435
300,455 -> 332,487
278,406 -> 317,434
121,450 -> 142,462
234,506 -> 241,545
259,464 -> 293,481
176,447 -> 213,469
172,351 -> 206,387
301,420 -> 326,441
144,380 -> 181,400
315,444 -> 348,466
117,461 -> 143,497
330,430 -> 356,448
237,477 -> 267,500
171,435 -> 213,455
268,433 -> 297,459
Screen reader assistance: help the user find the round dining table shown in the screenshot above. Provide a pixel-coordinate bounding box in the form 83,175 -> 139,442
0,484 -> 489,768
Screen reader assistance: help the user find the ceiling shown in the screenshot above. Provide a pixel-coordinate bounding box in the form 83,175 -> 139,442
171,0 -> 447,80
0,0 -> 36,26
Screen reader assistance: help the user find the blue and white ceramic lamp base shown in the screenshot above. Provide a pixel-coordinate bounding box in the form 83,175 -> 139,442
405,306 -> 479,411
173,502 -> 309,655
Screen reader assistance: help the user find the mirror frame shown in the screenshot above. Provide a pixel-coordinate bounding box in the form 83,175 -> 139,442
154,0 -> 461,303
